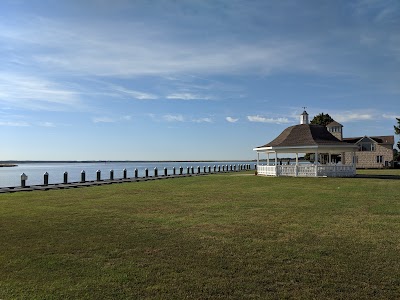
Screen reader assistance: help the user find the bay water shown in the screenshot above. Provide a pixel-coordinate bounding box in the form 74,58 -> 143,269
0,161 -> 254,188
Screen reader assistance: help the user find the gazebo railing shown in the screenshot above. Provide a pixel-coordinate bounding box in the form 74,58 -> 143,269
257,164 -> 355,177
257,165 -> 277,176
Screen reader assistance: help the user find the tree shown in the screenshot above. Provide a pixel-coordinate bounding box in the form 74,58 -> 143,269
394,118 -> 400,161
310,113 -> 334,126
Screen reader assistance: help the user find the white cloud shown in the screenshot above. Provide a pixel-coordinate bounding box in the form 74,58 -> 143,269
0,72 -> 81,111
0,121 -> 30,127
334,113 -> 374,123
92,115 -> 132,123
111,85 -> 158,100
38,122 -> 55,127
382,113 -> 400,119
92,117 -> 116,123
0,18 -> 321,77
166,93 -> 213,100
163,114 -> 185,122
226,117 -> 239,123
193,117 -> 213,123
247,115 -> 290,124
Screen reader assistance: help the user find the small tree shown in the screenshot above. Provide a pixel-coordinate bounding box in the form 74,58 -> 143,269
310,113 -> 334,126
394,117 -> 400,161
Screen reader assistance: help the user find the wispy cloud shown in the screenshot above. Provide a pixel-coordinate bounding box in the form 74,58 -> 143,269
334,112 -> 374,123
38,122 -> 55,127
0,17 -> 321,77
0,121 -> 30,127
92,117 -> 116,123
382,113 -> 400,119
226,117 -> 239,123
166,93 -> 213,100
193,117 -> 213,123
92,115 -> 133,123
0,72 -> 82,111
247,115 -> 290,124
162,114 -> 185,122
111,85 -> 158,100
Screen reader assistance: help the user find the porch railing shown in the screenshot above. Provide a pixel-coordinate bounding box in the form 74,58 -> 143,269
257,164 -> 355,177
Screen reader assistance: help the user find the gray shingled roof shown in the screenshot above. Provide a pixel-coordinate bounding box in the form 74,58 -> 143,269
326,121 -> 343,127
343,135 -> 395,145
258,124 -> 349,148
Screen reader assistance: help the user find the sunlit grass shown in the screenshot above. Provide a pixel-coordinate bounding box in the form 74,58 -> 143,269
1,173 -> 399,299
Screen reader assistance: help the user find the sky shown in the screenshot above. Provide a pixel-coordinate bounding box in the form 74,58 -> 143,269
0,0 -> 399,161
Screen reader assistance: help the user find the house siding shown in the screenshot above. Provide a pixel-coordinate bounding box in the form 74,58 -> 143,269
344,143 -> 394,168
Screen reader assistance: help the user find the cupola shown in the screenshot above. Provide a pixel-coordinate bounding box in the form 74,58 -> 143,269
300,110 -> 309,125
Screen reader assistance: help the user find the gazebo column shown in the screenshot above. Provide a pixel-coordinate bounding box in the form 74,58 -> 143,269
257,152 -> 259,169
295,153 -> 299,177
275,152 -> 278,176
267,153 -> 270,166
328,152 -> 332,164
315,149 -> 319,176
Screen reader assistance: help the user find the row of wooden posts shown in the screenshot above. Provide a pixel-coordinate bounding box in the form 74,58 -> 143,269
20,164 -> 255,188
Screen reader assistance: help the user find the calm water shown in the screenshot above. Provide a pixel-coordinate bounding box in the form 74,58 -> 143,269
0,161 -> 254,188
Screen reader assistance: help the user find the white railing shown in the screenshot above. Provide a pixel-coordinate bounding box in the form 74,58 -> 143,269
257,164 -> 355,177
257,165 -> 276,176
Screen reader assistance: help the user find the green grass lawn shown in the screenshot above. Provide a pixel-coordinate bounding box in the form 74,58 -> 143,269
1,173 -> 400,299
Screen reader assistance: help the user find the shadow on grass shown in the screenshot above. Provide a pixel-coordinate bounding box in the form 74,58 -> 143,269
355,174 -> 400,180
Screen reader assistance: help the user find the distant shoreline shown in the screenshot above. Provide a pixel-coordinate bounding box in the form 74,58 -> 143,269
0,164 -> 17,167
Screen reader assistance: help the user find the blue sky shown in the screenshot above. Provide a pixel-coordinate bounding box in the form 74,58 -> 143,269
1,0 -> 399,161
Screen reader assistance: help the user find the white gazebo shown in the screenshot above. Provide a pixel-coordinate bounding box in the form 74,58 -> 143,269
253,111 -> 358,177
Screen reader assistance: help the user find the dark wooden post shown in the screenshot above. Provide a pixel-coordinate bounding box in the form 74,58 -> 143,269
81,170 -> 86,182
164,167 -> 168,176
43,172 -> 49,186
123,168 -> 127,179
21,173 -> 28,188
96,170 -> 101,181
145,168 -> 149,177
63,172 -> 68,184
110,170 -> 114,180
134,168 -> 138,178
154,167 -> 158,177
173,167 -> 176,175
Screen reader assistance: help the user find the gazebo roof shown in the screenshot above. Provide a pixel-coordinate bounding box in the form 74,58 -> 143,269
254,124 -> 357,153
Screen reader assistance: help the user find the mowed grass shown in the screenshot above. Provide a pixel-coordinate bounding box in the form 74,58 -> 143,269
1,173 -> 400,299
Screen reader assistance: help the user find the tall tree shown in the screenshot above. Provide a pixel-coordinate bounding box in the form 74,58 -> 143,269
310,113 -> 334,126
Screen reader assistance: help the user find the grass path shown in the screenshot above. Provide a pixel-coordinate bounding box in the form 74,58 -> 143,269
1,172 -> 400,299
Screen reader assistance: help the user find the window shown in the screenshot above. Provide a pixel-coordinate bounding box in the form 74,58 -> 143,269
359,142 -> 375,151
376,155 -> 383,163
353,156 -> 358,164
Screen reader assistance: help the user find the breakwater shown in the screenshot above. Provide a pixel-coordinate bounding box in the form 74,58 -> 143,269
0,164 -> 254,193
